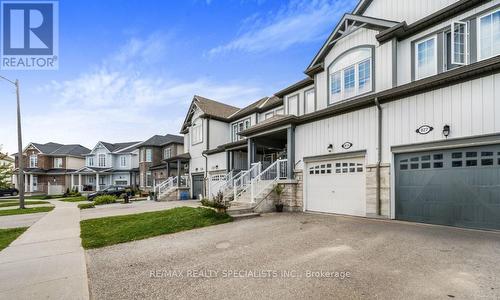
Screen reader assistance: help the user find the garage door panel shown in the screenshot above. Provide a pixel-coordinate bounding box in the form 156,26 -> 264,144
396,145 -> 500,230
306,158 -> 366,216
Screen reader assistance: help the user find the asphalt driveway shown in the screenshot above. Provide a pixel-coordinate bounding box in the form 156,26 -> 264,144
85,213 -> 500,299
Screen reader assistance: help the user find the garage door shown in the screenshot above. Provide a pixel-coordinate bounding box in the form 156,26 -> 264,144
396,145 -> 500,230
306,157 -> 366,216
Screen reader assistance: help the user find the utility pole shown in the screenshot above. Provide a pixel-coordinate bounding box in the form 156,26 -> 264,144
16,80 -> 25,209
0,76 -> 24,209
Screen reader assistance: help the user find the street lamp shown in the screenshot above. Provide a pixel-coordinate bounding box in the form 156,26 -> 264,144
0,75 -> 25,209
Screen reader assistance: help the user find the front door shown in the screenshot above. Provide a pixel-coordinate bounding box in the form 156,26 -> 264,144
32,176 -> 38,191
192,175 -> 204,199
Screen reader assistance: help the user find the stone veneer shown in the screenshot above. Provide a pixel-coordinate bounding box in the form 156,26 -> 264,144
254,170 -> 303,213
365,163 -> 391,218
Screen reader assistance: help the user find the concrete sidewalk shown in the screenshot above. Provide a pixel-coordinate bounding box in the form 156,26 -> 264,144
0,200 -> 89,299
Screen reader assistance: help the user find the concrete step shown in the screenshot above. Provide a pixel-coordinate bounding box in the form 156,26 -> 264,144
228,212 -> 260,220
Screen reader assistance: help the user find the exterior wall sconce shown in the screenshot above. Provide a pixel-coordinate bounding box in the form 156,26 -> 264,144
442,124 -> 450,138
327,144 -> 333,152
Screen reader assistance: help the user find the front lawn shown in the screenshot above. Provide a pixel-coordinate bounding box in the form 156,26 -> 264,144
58,196 -> 87,202
80,207 -> 232,249
0,200 -> 50,208
0,206 -> 54,217
0,227 -> 28,251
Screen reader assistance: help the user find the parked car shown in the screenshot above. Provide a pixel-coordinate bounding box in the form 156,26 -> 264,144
87,186 -> 128,201
0,187 -> 19,197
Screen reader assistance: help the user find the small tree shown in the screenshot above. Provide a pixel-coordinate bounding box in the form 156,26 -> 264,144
0,150 -> 13,189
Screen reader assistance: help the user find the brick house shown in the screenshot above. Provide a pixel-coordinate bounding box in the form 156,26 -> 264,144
14,142 -> 90,195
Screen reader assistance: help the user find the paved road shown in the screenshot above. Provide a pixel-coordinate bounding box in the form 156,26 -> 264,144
80,200 -> 200,220
86,213 -> 500,299
0,212 -> 48,229
0,200 -> 89,299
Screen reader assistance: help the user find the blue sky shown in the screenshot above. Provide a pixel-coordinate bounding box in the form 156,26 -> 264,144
0,0 -> 356,154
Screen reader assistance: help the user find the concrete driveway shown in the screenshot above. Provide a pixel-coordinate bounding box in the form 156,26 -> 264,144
80,200 -> 200,220
85,213 -> 500,299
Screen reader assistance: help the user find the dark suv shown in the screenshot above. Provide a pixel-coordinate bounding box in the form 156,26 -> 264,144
0,187 -> 19,197
87,186 -> 128,201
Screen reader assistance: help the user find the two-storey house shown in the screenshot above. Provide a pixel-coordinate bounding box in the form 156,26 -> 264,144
178,0 -> 500,231
13,142 -> 90,195
136,134 -> 184,191
72,141 -> 141,192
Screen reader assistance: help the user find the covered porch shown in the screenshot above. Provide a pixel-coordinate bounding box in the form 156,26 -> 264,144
71,167 -> 137,192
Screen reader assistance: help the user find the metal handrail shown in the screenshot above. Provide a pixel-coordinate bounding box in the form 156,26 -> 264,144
233,162 -> 261,200
250,159 -> 287,203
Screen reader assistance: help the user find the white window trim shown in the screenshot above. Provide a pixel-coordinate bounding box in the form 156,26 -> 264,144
120,156 -> 127,167
286,94 -> 299,115
304,88 -> 315,114
145,149 -> 152,163
477,8 -> 500,61
329,57 -> 372,104
415,35 -> 438,80
231,118 -> 251,142
451,21 -> 468,65
29,155 -> 38,168
164,148 -> 172,159
98,154 -> 106,167
87,157 -> 94,167
191,120 -> 203,145
53,157 -> 63,169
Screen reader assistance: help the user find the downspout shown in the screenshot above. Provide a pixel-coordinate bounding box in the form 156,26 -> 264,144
202,118 -> 210,197
374,97 -> 382,216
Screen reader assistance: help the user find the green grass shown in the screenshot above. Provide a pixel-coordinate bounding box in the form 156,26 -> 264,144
0,227 -> 28,251
0,201 -> 50,208
78,203 -> 95,209
80,207 -> 232,249
0,206 -> 54,217
58,196 -> 87,202
0,195 -> 63,201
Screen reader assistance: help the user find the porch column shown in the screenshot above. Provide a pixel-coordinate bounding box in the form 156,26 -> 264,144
71,174 -> 74,190
247,138 -> 256,169
287,126 -> 295,179
177,160 -> 181,187
166,162 -> 170,178
78,174 -> 82,192
226,151 -> 231,171
29,174 -> 34,192
24,174 -> 28,192
96,173 -> 100,191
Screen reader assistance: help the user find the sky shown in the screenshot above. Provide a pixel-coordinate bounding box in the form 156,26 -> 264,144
0,0 -> 357,155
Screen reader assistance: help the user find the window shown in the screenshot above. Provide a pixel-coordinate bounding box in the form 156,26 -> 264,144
304,89 -> 315,114
275,108 -> 284,115
191,120 -> 203,145
451,21 -> 468,65
231,118 -> 251,142
53,158 -> 63,168
164,148 -> 172,159
478,9 -> 500,60
98,154 -> 106,167
87,157 -> 94,167
328,47 -> 372,104
145,149 -> 152,162
264,112 -> 274,120
415,36 -> 437,79
120,156 -> 127,167
287,94 -> 298,115
29,155 -> 37,168
146,171 -> 152,187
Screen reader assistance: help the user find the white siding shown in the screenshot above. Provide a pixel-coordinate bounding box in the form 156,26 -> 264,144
207,152 -> 226,172
209,119 -> 230,149
188,108 -> 207,174
283,85 -> 315,116
362,0 -> 458,24
258,106 -> 284,122
381,74 -> 500,161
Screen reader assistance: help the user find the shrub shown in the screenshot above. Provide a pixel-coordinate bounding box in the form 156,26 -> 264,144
42,195 -> 52,200
78,203 -> 95,209
94,195 -> 117,205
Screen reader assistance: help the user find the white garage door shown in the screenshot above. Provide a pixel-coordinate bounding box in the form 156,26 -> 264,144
306,157 -> 366,216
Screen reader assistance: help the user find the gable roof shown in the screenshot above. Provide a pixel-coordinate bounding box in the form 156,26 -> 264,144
305,14 -> 399,76
139,134 -> 183,147
99,141 -> 141,153
180,95 -> 240,133
19,142 -> 90,157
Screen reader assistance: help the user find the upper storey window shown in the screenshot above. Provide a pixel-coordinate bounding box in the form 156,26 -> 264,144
415,36 -> 437,80
191,119 -> 203,145
286,94 -> 299,115
328,47 -> 372,104
232,118 -> 250,142
478,9 -> 500,61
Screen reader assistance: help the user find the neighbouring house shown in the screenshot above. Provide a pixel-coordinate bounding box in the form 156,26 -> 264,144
13,142 -> 90,195
169,0 -> 500,231
136,134 -> 184,191
0,152 -> 14,186
72,141 -> 141,192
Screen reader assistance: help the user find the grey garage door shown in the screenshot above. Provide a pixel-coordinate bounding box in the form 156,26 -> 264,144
396,145 -> 500,230
192,175 -> 204,199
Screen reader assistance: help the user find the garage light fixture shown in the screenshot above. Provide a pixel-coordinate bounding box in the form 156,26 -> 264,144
442,125 -> 450,138
327,144 -> 333,153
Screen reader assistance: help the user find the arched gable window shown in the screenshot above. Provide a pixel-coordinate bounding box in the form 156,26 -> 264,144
328,47 -> 373,104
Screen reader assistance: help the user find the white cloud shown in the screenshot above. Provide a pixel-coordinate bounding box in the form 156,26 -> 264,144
208,0 -> 351,56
